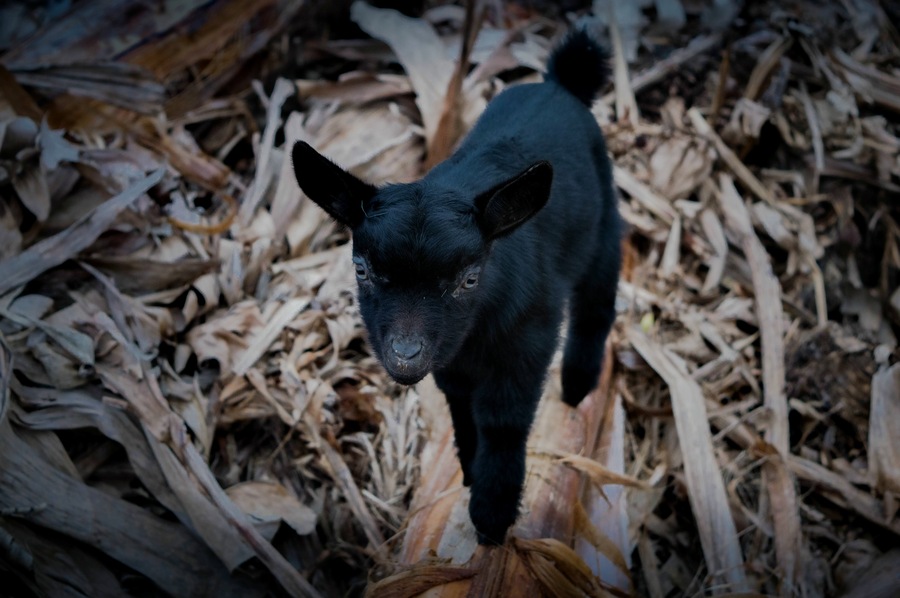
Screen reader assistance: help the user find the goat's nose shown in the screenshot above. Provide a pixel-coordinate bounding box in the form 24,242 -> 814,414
390,337 -> 423,360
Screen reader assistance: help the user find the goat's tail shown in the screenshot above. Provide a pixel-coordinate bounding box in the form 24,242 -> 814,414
545,28 -> 611,106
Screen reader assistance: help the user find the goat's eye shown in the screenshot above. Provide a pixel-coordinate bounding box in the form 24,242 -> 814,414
353,258 -> 369,280
461,269 -> 480,290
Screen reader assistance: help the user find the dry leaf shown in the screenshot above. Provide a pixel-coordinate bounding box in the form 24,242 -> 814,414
0,168 -> 164,295
225,481 -> 317,539
367,564 -> 477,598
553,451 -> 646,490
2,2 -> 898,596
839,549 -> 900,598
627,327 -> 750,593
649,136 -> 714,200
868,363 -> 900,495
351,1 -> 454,149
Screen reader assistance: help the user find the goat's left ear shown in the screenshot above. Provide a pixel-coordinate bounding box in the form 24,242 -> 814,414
292,141 -> 377,229
474,161 -> 553,240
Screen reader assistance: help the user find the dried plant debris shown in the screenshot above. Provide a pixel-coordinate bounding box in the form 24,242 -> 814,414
0,0 -> 899,596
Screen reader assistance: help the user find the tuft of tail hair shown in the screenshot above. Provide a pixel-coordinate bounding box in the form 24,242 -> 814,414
545,28 -> 611,106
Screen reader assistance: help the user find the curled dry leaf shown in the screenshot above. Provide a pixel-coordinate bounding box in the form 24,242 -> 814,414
11,153 -> 50,221
187,300 -> 263,372
721,97 -> 771,146
225,480 -> 317,539
513,537 -> 610,598
36,119 -> 80,170
552,451 -> 646,491
366,564 -> 477,598
648,135 -> 715,200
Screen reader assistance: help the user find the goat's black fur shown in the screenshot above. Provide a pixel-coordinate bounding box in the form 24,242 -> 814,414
292,29 -> 621,545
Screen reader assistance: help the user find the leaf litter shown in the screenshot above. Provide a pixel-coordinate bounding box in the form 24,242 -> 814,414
1,0 -> 899,596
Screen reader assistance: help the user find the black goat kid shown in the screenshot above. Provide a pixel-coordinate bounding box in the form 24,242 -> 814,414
292,29 -> 621,544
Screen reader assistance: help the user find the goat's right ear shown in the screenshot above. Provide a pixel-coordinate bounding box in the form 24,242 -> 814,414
474,161 -> 553,240
292,141 -> 376,228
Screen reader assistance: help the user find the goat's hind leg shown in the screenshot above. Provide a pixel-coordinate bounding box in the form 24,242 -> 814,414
561,234 -> 621,407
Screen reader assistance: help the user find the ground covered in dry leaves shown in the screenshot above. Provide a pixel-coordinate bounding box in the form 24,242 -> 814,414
1,0 -> 898,596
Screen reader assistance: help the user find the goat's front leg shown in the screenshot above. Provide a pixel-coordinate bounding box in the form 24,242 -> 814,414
468,358 -> 552,544
468,420 -> 533,544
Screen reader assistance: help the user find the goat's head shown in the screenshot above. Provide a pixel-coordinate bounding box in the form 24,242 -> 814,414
292,141 -> 552,384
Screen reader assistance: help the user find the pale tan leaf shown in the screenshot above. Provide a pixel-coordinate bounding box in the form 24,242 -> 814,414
12,158 -> 50,221
722,98 -> 771,149
13,62 -> 165,113
0,207 -> 24,262
186,300 -> 262,372
226,481 -> 317,538
574,390 -> 633,590
573,501 -> 631,580
614,166 -> 677,224
270,112 -> 309,242
716,174 -> 802,590
751,201 -> 794,249
37,120 -> 80,170
626,327 -> 750,592
700,208 -> 727,294
0,310 -> 94,388
868,363 -> 900,495
367,564 -> 476,598
599,34 -> 723,107
649,136 -> 714,200
659,214 -> 681,277
550,451 -> 645,490
8,294 -> 53,320
514,537 -> 609,598
607,4 -> 640,126
314,419 -> 386,551
237,78 -> 294,225
351,1 -> 453,148
688,108 -> 777,205
311,103 -> 423,185
788,455 -> 900,536
232,297 -> 310,377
